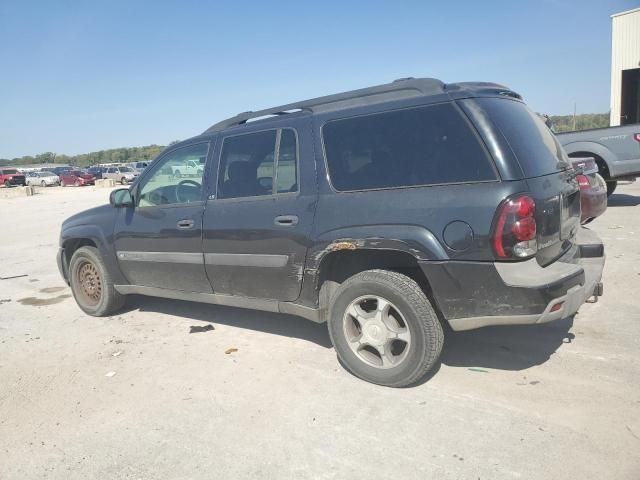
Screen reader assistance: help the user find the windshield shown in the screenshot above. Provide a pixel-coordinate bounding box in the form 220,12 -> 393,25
41,171 -> 55,176
473,97 -> 570,177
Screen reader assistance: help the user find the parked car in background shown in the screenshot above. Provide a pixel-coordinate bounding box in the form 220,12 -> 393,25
0,168 -> 27,187
60,170 -> 96,187
570,157 -> 607,224
170,158 -> 203,177
49,166 -> 74,177
57,78 -> 605,387
127,161 -> 150,175
87,166 -> 106,179
26,171 -> 60,187
557,124 -> 640,196
103,166 -> 138,184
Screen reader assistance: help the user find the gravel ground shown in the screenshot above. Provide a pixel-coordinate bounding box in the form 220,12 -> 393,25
1,183 -> 639,479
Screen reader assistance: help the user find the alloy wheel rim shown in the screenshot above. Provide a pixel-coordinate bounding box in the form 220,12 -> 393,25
76,260 -> 102,307
343,295 -> 411,369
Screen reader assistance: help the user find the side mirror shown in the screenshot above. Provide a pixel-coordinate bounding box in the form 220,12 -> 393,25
109,188 -> 134,208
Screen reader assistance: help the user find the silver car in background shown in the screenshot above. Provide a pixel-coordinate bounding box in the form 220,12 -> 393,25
103,166 -> 138,185
26,171 -> 60,187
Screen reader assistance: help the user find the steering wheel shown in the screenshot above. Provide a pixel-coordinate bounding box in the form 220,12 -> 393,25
176,179 -> 201,204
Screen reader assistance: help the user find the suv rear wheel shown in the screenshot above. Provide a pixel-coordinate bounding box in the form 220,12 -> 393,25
328,269 -> 443,387
69,246 -> 125,316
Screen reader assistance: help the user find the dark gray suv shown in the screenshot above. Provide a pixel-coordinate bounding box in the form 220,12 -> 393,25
57,78 -> 605,387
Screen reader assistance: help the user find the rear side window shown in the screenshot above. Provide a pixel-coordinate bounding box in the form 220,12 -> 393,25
218,128 -> 298,199
322,103 -> 495,191
474,98 -> 570,177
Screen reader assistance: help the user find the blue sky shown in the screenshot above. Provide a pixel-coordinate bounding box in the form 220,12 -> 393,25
1,0 -> 638,158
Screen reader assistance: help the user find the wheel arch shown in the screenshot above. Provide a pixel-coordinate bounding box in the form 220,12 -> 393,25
59,226 -> 126,285
306,226 -> 449,322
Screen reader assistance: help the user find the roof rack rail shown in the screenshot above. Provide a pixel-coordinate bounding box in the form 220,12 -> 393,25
203,77 -> 444,134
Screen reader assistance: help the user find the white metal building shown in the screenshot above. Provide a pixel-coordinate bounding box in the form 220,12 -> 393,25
610,7 -> 640,126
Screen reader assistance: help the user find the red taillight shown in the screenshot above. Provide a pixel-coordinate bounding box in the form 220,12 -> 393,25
576,174 -> 590,188
492,194 -> 538,260
634,133 -> 640,143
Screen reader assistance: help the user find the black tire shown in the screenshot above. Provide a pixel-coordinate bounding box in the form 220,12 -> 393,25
327,269 -> 444,387
69,246 -> 125,316
4,180 -> 10,188
606,180 -> 617,196
120,177 -> 127,185
41,180 -> 47,187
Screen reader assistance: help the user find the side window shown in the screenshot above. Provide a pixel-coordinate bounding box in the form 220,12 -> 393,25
322,103 -> 496,191
218,130 -> 277,199
275,129 -> 298,193
107,168 -> 115,173
217,128 -> 299,199
138,143 -> 208,207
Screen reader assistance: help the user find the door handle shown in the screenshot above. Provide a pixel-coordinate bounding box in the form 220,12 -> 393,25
177,219 -> 195,229
274,215 -> 298,226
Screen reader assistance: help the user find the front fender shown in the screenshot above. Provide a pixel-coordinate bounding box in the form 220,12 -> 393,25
59,224 -> 127,285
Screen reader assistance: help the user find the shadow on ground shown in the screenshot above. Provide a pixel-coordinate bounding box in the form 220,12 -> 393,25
125,295 -> 334,348
441,316 -> 574,370
607,193 -> 640,207
124,295 -> 575,374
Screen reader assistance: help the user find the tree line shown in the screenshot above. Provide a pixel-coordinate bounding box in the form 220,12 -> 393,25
0,112 -> 612,168
0,144 -> 170,168
547,112 -> 609,133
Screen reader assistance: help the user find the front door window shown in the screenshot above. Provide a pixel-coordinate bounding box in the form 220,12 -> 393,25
138,144 -> 208,207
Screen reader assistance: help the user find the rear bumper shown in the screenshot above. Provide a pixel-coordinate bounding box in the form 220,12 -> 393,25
421,228 -> 604,331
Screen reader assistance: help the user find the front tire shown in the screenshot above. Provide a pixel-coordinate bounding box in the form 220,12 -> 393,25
327,269 -> 443,387
69,246 -> 125,316
606,180 -> 617,196
120,177 -> 127,185
41,180 -> 47,187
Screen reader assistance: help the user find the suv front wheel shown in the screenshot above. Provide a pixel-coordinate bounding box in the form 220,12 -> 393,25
69,246 -> 125,316
328,269 -> 443,387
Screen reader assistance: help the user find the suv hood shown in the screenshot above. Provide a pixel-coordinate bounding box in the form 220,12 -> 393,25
62,204 -> 115,230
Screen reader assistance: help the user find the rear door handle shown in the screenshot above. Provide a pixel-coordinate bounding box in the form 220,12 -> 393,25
274,215 -> 298,226
177,219 -> 195,229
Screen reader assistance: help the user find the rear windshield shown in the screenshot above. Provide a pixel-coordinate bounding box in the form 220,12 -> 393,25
323,103 -> 496,191
474,98 -> 569,177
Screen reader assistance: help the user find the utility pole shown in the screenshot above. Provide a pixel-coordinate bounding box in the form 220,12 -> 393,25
573,103 -> 577,131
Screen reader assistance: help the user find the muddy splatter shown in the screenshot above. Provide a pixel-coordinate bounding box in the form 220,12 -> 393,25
39,286 -> 67,294
18,294 -> 71,306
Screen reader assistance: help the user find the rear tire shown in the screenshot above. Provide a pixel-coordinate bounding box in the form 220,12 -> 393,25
606,181 -> 617,196
69,246 -> 125,316
327,269 -> 443,387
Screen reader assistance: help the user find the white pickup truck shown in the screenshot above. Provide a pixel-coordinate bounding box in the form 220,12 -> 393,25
171,159 -> 204,178
557,124 -> 640,196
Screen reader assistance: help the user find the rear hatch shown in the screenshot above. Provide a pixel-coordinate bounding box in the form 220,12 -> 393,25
472,97 -> 581,266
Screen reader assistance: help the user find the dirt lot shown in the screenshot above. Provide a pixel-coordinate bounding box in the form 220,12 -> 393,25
1,183 -> 639,479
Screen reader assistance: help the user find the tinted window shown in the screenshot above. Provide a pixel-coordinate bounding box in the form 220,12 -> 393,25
2,169 -> 18,174
276,129 -> 298,193
473,98 -> 570,177
323,103 -> 495,191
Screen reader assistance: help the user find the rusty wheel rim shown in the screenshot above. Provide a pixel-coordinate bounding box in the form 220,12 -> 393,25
75,260 -> 102,307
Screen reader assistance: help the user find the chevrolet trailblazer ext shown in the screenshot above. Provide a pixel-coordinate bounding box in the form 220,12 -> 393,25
58,78 -> 605,387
